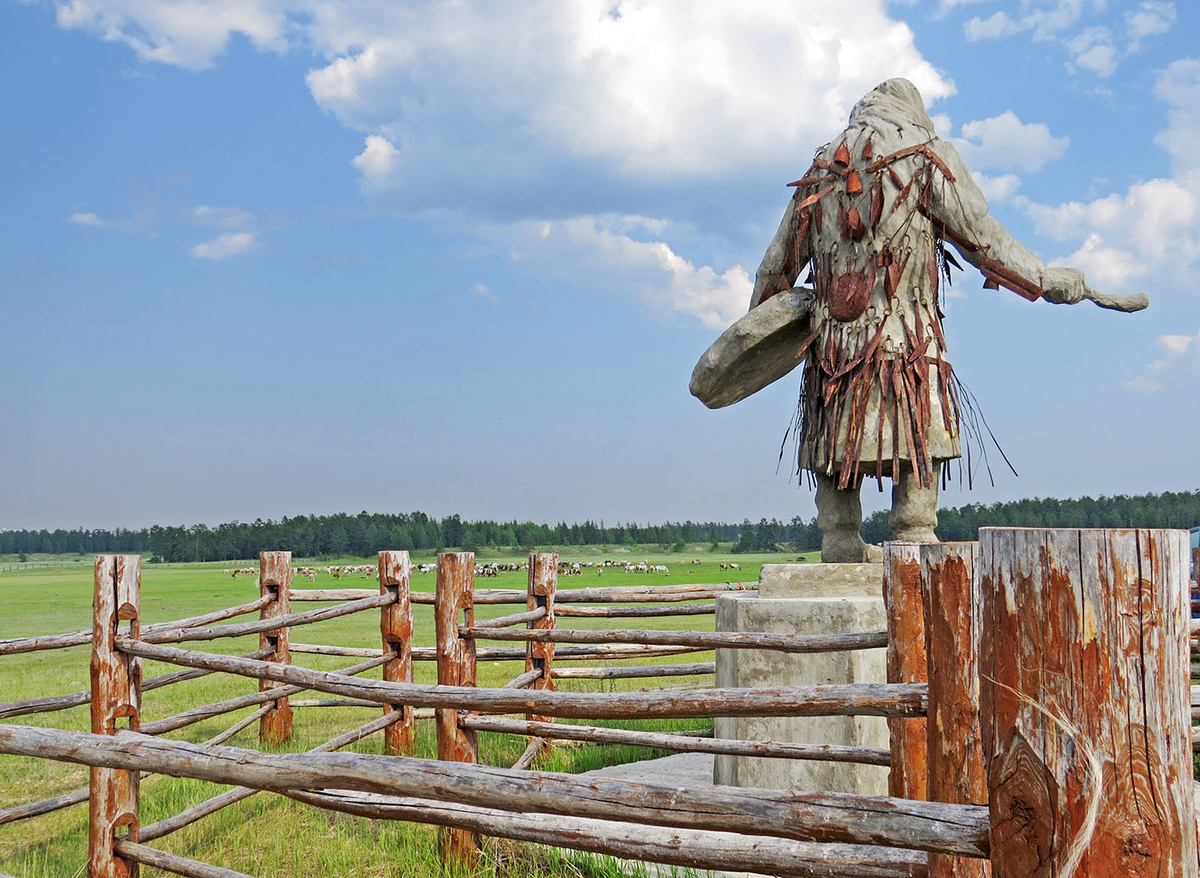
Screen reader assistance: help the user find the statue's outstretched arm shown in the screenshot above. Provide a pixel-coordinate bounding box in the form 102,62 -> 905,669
749,191 -> 813,311
925,140 -> 1147,312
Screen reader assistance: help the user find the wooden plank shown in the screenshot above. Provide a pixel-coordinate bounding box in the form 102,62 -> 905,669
120,638 -> 929,719
379,550 -> 415,755
458,627 -> 888,653
884,541 -> 927,802
89,554 -> 141,878
526,552 -> 557,726
461,716 -> 892,765
113,840 -> 253,878
920,542 -> 989,878
0,723 -> 989,857
258,551 -> 292,745
433,551 -> 479,865
287,789 -> 930,878
979,528 -> 1197,878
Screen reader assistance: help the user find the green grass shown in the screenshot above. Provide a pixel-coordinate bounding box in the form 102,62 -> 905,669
0,551 -> 807,876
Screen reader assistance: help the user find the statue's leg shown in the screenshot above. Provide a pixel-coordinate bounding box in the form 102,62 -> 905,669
815,472 -> 869,562
890,468 -> 939,543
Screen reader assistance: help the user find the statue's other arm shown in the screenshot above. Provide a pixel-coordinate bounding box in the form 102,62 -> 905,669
749,192 -> 812,311
925,140 -> 1147,312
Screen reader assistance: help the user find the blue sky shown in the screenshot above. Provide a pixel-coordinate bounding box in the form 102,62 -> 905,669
2,0 -> 1198,531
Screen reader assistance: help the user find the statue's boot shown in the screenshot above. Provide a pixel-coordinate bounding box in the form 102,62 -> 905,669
816,473 -> 870,562
890,468 -> 939,543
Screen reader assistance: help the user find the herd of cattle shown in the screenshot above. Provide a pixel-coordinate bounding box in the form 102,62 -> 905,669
223,557 -> 742,580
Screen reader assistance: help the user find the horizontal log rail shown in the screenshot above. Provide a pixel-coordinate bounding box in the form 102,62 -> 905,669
116,640 -> 928,720
203,705 -> 274,746
471,606 -> 547,629
141,653 -> 391,736
458,627 -> 889,654
139,710 -> 407,843
140,593 -> 395,645
113,840 -> 253,878
0,648 -> 274,720
501,669 -> 543,690
287,642 -> 710,662
554,603 -> 716,617
0,787 -> 90,827
286,790 -> 929,878
0,596 -> 274,656
461,716 -> 892,766
289,586 -> 741,606
0,724 -> 988,857
551,661 -> 715,680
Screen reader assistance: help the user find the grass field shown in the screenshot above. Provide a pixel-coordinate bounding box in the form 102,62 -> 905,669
0,549 -> 806,877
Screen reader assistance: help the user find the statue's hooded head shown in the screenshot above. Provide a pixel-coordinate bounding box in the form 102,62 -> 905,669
847,78 -> 938,139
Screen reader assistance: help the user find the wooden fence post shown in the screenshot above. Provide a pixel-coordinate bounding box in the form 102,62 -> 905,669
920,542 -> 989,878
883,540 -> 926,801
527,552 -> 558,727
258,551 -> 293,746
378,550 -> 415,754
434,551 -> 478,866
980,527 -> 1197,878
90,554 -> 141,878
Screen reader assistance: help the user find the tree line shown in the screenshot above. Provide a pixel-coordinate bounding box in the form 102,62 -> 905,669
3,489 -> 1198,562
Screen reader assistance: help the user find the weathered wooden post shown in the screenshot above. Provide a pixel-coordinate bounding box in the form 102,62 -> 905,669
434,551 -> 478,865
980,527 -> 1197,878
883,541 -> 927,801
258,551 -> 293,745
526,552 -> 558,726
90,554 -> 141,878
378,550 -> 415,754
921,542 -> 989,878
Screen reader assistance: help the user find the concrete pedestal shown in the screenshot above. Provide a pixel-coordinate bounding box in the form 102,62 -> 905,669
714,563 -> 888,794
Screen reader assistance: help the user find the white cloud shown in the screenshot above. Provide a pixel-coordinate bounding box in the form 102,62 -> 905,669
187,205 -> 254,228
485,215 -> 750,328
954,111 -> 1069,174
1126,1 -> 1175,47
470,282 -> 498,303
54,0 -> 290,71
190,231 -> 258,259
964,11 -> 1022,40
68,211 -> 107,227
351,135 -> 399,180
972,172 -> 1023,203
1126,327 -> 1200,393
1016,59 -> 1200,296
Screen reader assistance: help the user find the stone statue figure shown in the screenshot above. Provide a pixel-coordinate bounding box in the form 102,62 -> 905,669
691,78 -> 1147,562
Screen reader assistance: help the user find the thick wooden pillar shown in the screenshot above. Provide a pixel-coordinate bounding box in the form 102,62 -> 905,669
980,527 -> 1197,878
378,550 -> 415,754
258,551 -> 293,745
434,551 -> 478,865
921,542 -> 989,878
90,554 -> 141,878
526,552 -> 558,726
883,540 -> 927,801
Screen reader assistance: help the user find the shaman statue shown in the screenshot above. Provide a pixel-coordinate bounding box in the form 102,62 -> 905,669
691,78 -> 1146,562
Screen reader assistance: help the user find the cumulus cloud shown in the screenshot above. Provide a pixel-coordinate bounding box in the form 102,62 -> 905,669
1126,1 -> 1175,49
68,211 -> 108,227
1066,28 -> 1118,77
1125,327 -> 1200,393
483,215 -> 750,328
54,0 -> 290,71
1015,58 -> 1200,295
191,231 -> 258,259
953,112 -> 1069,174
972,172 -> 1023,204
187,205 -> 254,228
964,11 -> 1023,40
351,135 -> 399,180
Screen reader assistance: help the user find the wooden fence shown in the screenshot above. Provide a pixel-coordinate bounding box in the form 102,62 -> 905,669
0,529 -> 1196,878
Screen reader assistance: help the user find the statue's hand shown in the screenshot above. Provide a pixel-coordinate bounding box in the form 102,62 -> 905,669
1040,267 -> 1149,312
1040,267 -> 1087,305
